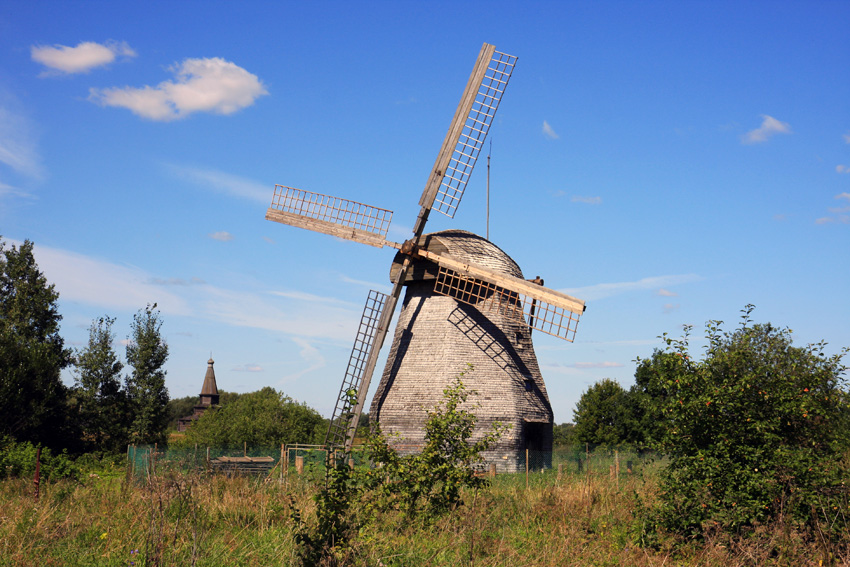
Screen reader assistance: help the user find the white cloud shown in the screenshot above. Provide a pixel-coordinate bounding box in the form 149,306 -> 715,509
25,242 -> 189,314
741,115 -> 791,144
31,41 -> 136,75
663,303 -> 680,314
208,231 -> 233,241
656,288 -> 677,297
837,193 -> 850,201
0,92 -> 42,180
166,164 -> 270,203
844,132 -> 850,144
232,364 -> 264,372
562,274 -> 702,301
17,241 -> 360,343
279,337 -> 327,383
567,361 -> 624,369
89,57 -> 267,121
542,120 -> 559,140
0,181 -> 34,200
570,195 -> 601,205
269,289 -> 356,307
837,165 -> 849,174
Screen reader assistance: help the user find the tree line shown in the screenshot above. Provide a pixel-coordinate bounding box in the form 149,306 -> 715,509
1,237 -> 341,458
1,238 -> 169,454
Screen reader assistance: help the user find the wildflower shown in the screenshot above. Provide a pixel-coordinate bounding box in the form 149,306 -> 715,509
99,532 -> 108,540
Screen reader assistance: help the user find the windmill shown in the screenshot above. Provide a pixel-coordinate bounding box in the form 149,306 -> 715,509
265,43 -> 586,462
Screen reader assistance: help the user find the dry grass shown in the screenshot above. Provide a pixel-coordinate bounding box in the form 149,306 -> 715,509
1,464 -> 847,566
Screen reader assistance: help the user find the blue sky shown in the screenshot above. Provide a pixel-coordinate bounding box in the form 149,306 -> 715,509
2,1 -> 848,423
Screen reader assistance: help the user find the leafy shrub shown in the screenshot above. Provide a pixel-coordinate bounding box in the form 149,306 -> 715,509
0,435 -> 79,480
639,307 -> 850,541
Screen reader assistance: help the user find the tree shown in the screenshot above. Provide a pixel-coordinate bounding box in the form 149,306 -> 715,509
572,378 -> 637,446
552,422 -> 576,446
644,307 -> 850,539
125,304 -> 169,445
72,316 -> 129,453
177,387 -> 327,448
0,238 -> 72,448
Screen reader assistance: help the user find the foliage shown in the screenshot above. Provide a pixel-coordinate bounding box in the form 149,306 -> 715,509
125,304 -> 170,445
176,387 -> 327,448
71,316 -> 130,454
167,390 -> 241,429
573,378 -> 638,446
292,366 -> 506,564
0,435 -> 78,480
0,238 -> 73,449
642,306 -> 850,540
553,422 -> 576,446
362,371 -> 507,519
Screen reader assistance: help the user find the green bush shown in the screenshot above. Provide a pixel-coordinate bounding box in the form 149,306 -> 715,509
0,436 -> 79,480
640,307 -> 850,540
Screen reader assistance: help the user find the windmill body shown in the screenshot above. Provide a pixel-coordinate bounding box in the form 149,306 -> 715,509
265,43 -> 586,454
371,230 -> 553,471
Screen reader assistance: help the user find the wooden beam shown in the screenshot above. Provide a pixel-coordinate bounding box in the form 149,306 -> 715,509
419,43 -> 496,210
265,208 -> 388,248
416,248 -> 586,315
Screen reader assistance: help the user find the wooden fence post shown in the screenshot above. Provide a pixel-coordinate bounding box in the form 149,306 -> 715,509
295,455 -> 304,475
33,447 -> 41,502
525,449 -> 529,489
489,463 -> 497,478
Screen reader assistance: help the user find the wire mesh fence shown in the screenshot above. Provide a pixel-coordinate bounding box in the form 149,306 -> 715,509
127,443 -> 661,485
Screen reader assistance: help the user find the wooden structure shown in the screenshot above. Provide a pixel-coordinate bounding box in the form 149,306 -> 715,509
209,456 -> 275,475
177,357 -> 220,432
264,43 -> 587,464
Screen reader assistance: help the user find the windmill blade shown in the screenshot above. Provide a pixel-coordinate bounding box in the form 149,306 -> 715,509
416,248 -> 586,342
266,185 -> 394,248
325,290 -> 389,450
419,43 -> 517,218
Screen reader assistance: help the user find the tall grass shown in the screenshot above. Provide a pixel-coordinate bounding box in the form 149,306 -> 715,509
0,461 -> 846,566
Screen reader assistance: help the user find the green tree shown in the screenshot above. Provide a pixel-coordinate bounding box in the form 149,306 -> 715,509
572,378 -> 636,446
72,316 -> 129,453
125,304 -> 169,445
645,307 -> 850,539
552,422 -> 576,446
178,387 -> 326,448
0,238 -> 72,448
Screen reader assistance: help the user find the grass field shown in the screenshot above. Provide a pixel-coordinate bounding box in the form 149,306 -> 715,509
2,456 -> 847,567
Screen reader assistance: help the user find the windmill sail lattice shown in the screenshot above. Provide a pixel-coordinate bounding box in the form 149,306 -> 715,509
266,185 -> 393,248
325,290 -> 388,449
422,48 -> 518,217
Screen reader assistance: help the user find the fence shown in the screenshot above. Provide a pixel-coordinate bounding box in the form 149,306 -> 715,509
127,443 -> 660,484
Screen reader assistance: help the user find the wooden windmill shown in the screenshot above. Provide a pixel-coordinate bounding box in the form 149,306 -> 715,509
265,43 -> 586,461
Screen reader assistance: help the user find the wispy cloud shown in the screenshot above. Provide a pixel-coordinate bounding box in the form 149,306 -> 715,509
0,91 -> 42,181
89,57 -> 267,121
815,193 -> 850,225
269,289 -> 356,307
568,361 -> 624,369
280,337 -> 327,383
656,288 -> 677,297
571,195 -> 601,205
25,241 -> 188,314
837,165 -> 850,174
24,242 -> 360,342
166,164 -> 270,203
232,363 -> 263,372
663,303 -> 680,314
741,115 -> 791,144
542,120 -> 559,140
562,274 -> 702,301
31,40 -> 136,75
844,132 -> 850,144
208,231 -> 233,241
